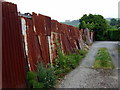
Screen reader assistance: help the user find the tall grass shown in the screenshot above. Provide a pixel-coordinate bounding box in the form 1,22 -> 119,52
92,48 -> 114,69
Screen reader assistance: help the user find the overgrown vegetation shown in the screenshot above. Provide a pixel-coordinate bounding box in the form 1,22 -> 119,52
79,14 -> 108,41
79,14 -> 120,41
27,48 -> 88,88
54,49 -> 88,78
92,48 -> 114,69
27,62 -> 57,88
27,39 -> 88,88
105,18 -> 120,41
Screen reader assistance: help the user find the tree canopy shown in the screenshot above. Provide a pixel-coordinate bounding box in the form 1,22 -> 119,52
110,18 -> 117,26
79,14 -> 108,40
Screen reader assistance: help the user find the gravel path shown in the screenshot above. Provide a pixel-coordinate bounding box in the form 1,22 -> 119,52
58,41 -> 119,88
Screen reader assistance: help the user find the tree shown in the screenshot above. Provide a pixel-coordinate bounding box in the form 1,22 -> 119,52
79,14 -> 108,40
79,21 -> 87,29
117,19 -> 120,28
86,22 -> 95,32
110,18 -> 117,26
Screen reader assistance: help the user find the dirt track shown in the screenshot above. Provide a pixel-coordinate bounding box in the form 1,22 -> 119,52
58,41 -> 119,88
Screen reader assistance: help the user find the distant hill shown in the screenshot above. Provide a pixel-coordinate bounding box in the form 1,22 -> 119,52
106,18 -> 118,21
61,20 -> 79,27
61,18 -> 118,27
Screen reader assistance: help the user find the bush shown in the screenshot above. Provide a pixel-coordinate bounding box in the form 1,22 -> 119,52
27,71 -> 44,88
37,62 -> 57,88
107,30 -> 120,41
54,49 -> 87,78
27,62 -> 57,88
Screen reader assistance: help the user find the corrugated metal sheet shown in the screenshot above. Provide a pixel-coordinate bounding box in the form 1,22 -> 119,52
22,12 -> 94,68
32,13 -> 50,66
44,16 -> 51,36
1,1 -> 94,88
0,1 -> 2,89
2,2 -> 26,88
23,17 -> 43,71
50,32 -> 59,64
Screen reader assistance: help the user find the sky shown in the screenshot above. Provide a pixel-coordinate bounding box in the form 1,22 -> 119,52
6,0 -> 120,22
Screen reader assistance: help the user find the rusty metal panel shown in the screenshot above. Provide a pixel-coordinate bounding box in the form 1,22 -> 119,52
32,13 -> 46,35
38,35 -> 50,65
24,18 -> 43,71
57,23 -> 62,33
44,16 -> 51,36
2,2 -> 26,88
61,24 -> 68,34
51,20 -> 58,32
77,30 -> 84,49
0,1 -> 2,89
38,14 -> 46,35
50,32 -> 58,64
90,32 -> 94,43
32,12 -> 50,66
61,33 -> 72,54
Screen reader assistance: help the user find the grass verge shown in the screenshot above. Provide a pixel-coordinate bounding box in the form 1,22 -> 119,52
92,48 -> 114,69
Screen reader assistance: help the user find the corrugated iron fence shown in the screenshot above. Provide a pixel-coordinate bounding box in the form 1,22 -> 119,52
2,2 -> 26,88
2,1 -> 94,88
21,12 -> 94,71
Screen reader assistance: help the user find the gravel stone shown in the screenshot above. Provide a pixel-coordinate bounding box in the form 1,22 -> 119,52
57,41 -> 119,88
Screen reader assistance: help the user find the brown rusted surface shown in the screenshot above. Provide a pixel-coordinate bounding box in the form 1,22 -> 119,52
32,13 -> 46,35
44,16 -> 51,36
29,12 -> 91,65
24,18 -> 43,71
2,2 -> 26,88
32,12 -> 50,65
51,20 -> 58,32
39,35 -> 50,65
1,0 -> 93,88
50,32 -> 59,64
0,1 -> 2,89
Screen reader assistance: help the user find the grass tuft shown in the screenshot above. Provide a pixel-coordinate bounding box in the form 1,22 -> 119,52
92,48 -> 114,69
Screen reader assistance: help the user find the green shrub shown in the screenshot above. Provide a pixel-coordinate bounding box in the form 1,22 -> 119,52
107,30 -> 120,41
54,49 -> 87,78
27,71 -> 44,88
37,62 -> 57,88
78,49 -> 88,57
27,62 -> 57,88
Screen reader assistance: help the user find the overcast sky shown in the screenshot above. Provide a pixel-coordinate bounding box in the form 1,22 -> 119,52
6,0 -> 119,22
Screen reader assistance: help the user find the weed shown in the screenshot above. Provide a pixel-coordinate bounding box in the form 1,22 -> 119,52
27,62 -> 57,88
92,48 -> 114,69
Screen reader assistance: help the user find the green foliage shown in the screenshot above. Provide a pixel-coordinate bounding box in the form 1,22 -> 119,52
37,62 -> 57,88
117,19 -> 120,28
92,48 -> 114,69
54,48 -> 87,78
79,14 -> 108,40
110,18 -> 117,26
79,21 -> 87,29
27,71 -> 44,88
106,30 -> 120,41
27,62 -> 57,88
103,19 -> 119,41
86,22 -> 95,32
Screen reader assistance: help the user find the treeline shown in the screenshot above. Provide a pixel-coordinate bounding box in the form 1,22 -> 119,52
79,14 -> 120,41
